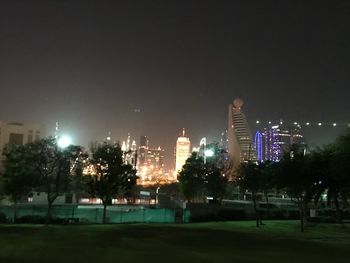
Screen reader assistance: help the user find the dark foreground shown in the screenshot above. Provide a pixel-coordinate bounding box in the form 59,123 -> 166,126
0,221 -> 349,263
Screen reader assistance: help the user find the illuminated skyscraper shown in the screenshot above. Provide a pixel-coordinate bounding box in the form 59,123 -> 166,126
263,123 -> 305,162
138,135 -> 149,166
254,131 -> 263,162
121,133 -> 137,168
147,146 -> 164,170
227,98 -> 256,168
175,128 -> 191,171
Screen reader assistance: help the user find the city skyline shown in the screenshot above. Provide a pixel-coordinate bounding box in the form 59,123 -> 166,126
0,1 -> 349,169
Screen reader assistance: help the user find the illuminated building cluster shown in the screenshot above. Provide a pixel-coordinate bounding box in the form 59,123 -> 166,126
137,135 -> 176,185
254,123 -> 306,162
121,133 -> 137,169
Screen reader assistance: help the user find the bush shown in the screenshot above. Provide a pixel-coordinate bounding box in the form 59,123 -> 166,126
0,212 -> 8,223
15,215 -> 68,224
190,209 -> 247,222
261,209 -> 299,220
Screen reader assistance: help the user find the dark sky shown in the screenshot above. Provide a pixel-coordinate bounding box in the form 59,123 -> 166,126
1,0 -> 349,169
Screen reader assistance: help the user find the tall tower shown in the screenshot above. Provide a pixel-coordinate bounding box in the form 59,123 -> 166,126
227,98 -> 256,169
175,128 -> 191,171
263,123 -> 306,162
138,135 -> 149,166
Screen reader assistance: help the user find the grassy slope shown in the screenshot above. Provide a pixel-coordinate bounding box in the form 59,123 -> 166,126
0,221 -> 349,263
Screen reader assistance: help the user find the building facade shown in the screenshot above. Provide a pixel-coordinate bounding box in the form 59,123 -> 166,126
0,121 -> 41,153
262,123 -> 306,162
227,98 -> 256,169
175,128 -> 191,172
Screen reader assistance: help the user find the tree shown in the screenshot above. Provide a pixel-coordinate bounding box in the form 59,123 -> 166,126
178,153 -> 205,202
275,146 -> 321,232
236,161 -> 262,227
85,143 -> 136,223
65,145 -> 90,203
259,160 -> 277,216
178,145 -> 228,203
1,145 -> 38,222
28,138 -> 72,224
329,130 -> 350,219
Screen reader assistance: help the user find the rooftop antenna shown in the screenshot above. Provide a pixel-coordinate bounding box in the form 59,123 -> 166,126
54,121 -> 59,139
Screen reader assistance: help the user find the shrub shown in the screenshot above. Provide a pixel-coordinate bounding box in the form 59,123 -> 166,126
0,212 -> 8,223
15,215 -> 68,224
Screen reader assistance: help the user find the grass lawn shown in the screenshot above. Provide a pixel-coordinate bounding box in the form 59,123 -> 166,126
0,220 -> 349,263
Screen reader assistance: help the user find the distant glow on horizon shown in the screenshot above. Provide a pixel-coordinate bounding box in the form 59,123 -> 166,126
306,122 -> 310,126
256,120 -> 260,124
318,122 -> 322,126
333,123 -> 337,127
57,135 -> 72,148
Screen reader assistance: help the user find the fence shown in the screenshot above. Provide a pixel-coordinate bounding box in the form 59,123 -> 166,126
0,205 -> 191,224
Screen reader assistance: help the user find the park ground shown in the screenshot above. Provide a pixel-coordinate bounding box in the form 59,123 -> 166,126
0,220 -> 349,263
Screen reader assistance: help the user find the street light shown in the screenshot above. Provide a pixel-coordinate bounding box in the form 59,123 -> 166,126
156,187 -> 160,206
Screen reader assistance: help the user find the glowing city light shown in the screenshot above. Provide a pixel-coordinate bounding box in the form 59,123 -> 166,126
254,131 -> 263,162
306,122 -> 310,126
204,149 -> 214,157
57,135 -> 72,148
256,120 -> 260,124
333,123 -> 337,127
318,122 -> 322,126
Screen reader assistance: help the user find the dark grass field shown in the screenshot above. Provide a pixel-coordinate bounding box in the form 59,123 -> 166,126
0,221 -> 349,263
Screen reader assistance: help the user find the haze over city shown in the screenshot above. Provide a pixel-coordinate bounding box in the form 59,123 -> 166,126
0,0 -> 349,169
1,2 -> 350,263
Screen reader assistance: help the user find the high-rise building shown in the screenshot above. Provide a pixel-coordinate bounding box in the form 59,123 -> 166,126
175,128 -> 191,171
138,135 -> 149,166
219,130 -> 229,151
146,146 -> 164,170
254,131 -> 263,162
0,122 -> 42,166
0,122 -> 41,151
227,98 -> 256,168
136,136 -> 167,184
121,133 -> 137,169
262,123 -> 306,162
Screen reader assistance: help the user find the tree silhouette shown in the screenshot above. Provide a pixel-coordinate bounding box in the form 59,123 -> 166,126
85,143 -> 136,223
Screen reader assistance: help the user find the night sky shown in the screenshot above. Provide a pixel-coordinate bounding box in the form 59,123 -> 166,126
1,0 -> 349,169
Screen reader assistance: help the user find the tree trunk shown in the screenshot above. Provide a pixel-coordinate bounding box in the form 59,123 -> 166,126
13,201 -> 18,223
46,201 -> 53,225
302,201 -> 308,228
102,203 -> 107,224
265,191 -> 269,220
299,203 -> 304,232
334,193 -> 342,222
252,193 -> 259,228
